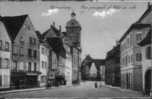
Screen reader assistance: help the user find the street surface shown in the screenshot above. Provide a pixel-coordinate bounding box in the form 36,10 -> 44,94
0,81 -> 143,98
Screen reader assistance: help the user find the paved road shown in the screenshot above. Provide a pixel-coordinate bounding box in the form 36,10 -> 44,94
0,82 -> 143,98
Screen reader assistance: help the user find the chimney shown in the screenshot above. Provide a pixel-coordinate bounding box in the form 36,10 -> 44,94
52,21 -> 55,27
148,2 -> 151,8
59,25 -> 62,32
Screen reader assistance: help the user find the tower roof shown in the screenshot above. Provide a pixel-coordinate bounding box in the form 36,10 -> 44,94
66,12 -> 81,28
71,11 -> 76,17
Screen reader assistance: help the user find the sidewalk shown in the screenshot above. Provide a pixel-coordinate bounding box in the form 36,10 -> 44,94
104,84 -> 143,95
0,85 -> 69,94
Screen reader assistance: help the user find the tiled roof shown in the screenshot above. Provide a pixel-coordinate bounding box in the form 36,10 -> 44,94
43,25 -> 61,38
1,15 -> 28,41
66,19 -> 81,28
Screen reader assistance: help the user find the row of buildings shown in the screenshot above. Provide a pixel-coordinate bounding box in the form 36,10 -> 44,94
105,3 -> 152,95
0,12 -> 81,89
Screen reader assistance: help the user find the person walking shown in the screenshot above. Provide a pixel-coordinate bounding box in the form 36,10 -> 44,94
94,82 -> 97,88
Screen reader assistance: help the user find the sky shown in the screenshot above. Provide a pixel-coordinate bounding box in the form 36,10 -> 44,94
0,1 -> 148,59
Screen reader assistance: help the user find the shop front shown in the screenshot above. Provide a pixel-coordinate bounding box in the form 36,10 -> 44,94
55,74 -> 66,86
11,71 -> 40,89
46,71 -> 55,88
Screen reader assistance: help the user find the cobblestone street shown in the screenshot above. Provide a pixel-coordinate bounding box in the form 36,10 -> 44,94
0,82 -> 143,98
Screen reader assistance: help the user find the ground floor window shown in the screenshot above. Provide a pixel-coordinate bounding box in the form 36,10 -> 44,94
0,75 -> 2,86
3,75 -> 9,86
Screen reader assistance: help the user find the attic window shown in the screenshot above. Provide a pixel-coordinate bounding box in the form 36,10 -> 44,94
20,36 -> 24,44
27,25 -> 31,30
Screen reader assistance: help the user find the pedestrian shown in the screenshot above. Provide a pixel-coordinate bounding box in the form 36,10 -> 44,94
94,82 -> 97,88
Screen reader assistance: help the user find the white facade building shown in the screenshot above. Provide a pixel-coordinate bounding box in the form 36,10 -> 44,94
0,21 -> 11,89
64,44 -> 72,86
39,42 -> 49,87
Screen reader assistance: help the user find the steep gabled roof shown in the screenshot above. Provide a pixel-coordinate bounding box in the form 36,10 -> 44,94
1,15 -> 28,41
138,4 -> 152,23
43,25 -> 61,39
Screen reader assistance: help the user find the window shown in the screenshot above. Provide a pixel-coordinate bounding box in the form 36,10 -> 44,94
0,40 -> 2,50
136,33 -> 142,42
127,38 -> 130,48
136,53 -> 142,61
28,62 -> 31,72
146,46 -> 151,59
27,25 -> 31,30
34,50 -> 37,58
34,62 -> 37,71
4,58 -> 9,68
13,46 -> 18,55
20,36 -> 24,45
5,42 -> 9,51
45,62 -> 47,69
33,38 -> 36,45
3,75 -> 8,87
12,61 -> 17,71
131,55 -> 134,63
28,49 -> 32,57
0,58 -> 1,68
29,37 -> 32,44
42,61 -> 45,69
29,37 -> 36,45
20,47 -> 24,56
42,48 -> 45,54
128,56 -> 130,64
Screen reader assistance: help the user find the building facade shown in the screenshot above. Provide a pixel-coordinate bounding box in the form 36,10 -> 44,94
43,23 -> 66,87
63,43 -> 72,86
120,23 -> 144,91
0,21 -> 11,89
105,43 -> 120,86
1,15 -> 40,89
119,3 -> 152,92
138,24 -> 152,95
39,42 -> 49,87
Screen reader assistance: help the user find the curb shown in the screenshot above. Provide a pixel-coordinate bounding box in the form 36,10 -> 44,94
104,85 -> 142,94
0,85 -> 71,94
0,87 -> 45,94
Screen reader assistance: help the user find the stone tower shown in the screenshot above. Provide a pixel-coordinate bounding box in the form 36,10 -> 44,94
66,12 -> 81,48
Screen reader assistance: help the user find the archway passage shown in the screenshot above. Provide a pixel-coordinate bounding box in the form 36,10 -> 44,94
145,69 -> 152,95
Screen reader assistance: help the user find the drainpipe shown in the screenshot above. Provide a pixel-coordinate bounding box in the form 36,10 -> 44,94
150,26 -> 152,96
